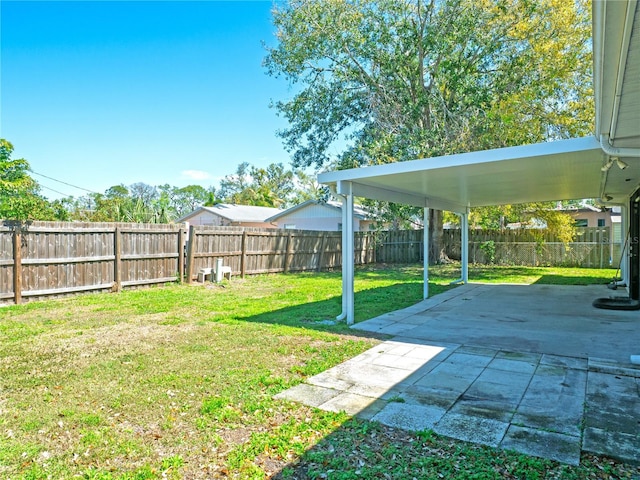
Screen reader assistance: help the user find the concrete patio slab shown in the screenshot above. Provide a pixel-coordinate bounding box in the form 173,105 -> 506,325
399,384 -> 462,409
319,391 -> 382,416
541,354 -> 588,370
501,425 -> 582,465
361,284 -> 640,363
274,383 -> 341,407
435,412 -> 509,448
462,375 -> 531,406
583,428 -> 640,464
372,402 -> 446,431
276,284 -> 640,466
448,400 -> 516,423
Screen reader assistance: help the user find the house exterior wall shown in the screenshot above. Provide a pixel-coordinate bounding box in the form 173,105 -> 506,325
237,221 -> 277,228
181,212 -> 274,229
569,210 -> 613,228
182,211 -> 224,226
288,203 -> 336,219
271,204 -> 364,231
274,216 -> 362,231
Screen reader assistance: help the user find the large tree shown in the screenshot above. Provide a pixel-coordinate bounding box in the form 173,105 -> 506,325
265,0 -> 592,261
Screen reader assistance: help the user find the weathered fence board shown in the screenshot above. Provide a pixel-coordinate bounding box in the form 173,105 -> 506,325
1,221 -> 185,304
444,227 -> 620,267
185,227 -> 369,281
183,227 -> 430,281
376,230 -> 424,263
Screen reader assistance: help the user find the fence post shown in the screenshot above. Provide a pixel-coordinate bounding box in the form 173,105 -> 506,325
113,227 -> 122,292
177,227 -> 186,282
241,231 -> 247,278
284,231 -> 293,273
13,228 -> 22,305
185,225 -> 196,284
316,233 -> 326,272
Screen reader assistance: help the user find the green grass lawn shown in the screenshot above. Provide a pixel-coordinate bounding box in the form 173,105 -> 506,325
0,264 -> 634,479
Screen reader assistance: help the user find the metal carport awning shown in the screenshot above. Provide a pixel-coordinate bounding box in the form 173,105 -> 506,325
320,136 -> 605,212
318,136 -> 605,324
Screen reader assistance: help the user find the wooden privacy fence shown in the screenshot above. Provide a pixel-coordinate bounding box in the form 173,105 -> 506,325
0,222 -> 387,304
374,229 -> 424,263
184,226 -> 378,280
200,226 -> 617,269
443,227 -> 620,268
1,221 -> 185,304
1,222 -> 621,305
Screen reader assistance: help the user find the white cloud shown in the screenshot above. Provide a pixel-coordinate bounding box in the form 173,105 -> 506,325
181,170 -> 211,180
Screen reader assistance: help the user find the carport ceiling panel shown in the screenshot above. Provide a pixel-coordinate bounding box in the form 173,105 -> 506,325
352,150 -> 603,208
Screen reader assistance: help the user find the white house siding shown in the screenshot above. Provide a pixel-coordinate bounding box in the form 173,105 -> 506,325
183,211 -> 224,226
239,222 -> 277,228
180,212 -> 275,229
275,217 -> 361,231
277,204 -> 360,232
298,203 -> 339,219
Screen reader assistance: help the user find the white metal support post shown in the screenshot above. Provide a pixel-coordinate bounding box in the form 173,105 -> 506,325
336,194 -> 348,322
423,207 -> 430,299
336,181 -> 355,325
461,209 -> 469,283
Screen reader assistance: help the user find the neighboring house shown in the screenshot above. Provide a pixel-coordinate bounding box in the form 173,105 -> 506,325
498,205 -> 614,230
177,204 -> 282,228
265,200 -> 376,232
565,204 -> 614,228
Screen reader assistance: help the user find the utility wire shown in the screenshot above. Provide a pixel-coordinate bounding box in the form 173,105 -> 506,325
39,183 -> 73,198
29,169 -> 100,194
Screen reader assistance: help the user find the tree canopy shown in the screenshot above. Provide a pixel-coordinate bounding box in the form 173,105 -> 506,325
265,0 -> 593,255
218,162 -> 296,208
67,183 -> 217,223
0,139 -> 56,220
267,0 -> 592,167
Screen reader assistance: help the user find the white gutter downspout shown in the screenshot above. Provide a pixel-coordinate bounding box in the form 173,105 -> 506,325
600,135 -> 640,159
596,135 -> 640,204
605,0 -> 637,143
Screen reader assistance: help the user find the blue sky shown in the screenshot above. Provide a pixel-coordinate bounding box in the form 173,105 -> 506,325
1,1 -> 297,200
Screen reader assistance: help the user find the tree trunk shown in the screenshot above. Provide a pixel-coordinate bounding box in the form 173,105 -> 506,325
428,209 -> 448,264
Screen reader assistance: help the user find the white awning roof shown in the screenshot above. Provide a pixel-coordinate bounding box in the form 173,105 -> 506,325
319,137 -> 604,213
